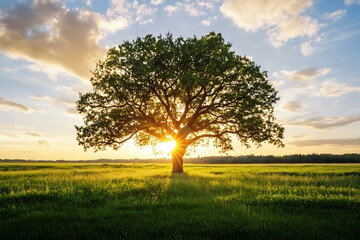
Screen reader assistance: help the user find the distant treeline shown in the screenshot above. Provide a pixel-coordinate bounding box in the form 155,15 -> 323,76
186,154 -> 360,164
1,154 -> 360,164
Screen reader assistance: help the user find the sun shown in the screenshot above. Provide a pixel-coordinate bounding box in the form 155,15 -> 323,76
155,140 -> 177,155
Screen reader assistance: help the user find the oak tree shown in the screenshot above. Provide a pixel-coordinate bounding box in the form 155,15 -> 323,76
76,32 -> 284,173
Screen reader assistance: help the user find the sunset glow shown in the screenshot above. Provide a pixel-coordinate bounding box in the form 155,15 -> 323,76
155,140 -> 177,155
0,0 -> 360,160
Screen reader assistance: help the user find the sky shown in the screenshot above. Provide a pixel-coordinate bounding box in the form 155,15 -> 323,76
0,0 -> 360,160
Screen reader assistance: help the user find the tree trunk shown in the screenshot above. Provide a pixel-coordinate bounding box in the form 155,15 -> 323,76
171,143 -> 187,173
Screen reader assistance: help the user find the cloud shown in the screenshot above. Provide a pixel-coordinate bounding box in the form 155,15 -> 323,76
301,41 -> 314,56
0,97 -> 29,112
139,19 -> 154,25
65,107 -> 79,115
324,27 -> 360,44
31,95 -> 73,107
288,137 -> 360,147
26,132 -> 42,137
220,0 -> 321,47
267,16 -> 320,48
344,0 -> 360,5
270,79 -> 285,88
26,132 -> 51,147
293,68 -> 331,80
26,62 -> 73,81
275,67 -> 331,81
105,0 -> 134,28
0,132 -> 18,138
0,1 -> 107,79
84,0 -> 93,7
323,10 -> 346,21
30,95 -> 79,115
0,123 -> 39,140
184,3 -> 206,16
151,0 -> 164,5
164,4 -> 182,15
291,134 -> 307,138
0,97 -> 39,113
164,1 -> 214,17
319,81 -> 360,97
201,19 -> 211,26
30,94 -> 71,106
107,0 -> 156,26
282,101 -> 302,112
38,140 -> 49,145
55,82 -> 92,95
134,3 -> 156,24
287,115 -> 360,129
55,99 -> 76,108
30,95 -> 52,102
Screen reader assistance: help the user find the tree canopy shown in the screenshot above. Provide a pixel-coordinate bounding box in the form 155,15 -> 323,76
76,32 -> 284,173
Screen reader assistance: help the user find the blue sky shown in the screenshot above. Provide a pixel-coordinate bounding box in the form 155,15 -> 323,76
1,0 -> 360,160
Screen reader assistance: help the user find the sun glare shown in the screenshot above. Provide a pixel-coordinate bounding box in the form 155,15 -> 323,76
155,140 -> 177,155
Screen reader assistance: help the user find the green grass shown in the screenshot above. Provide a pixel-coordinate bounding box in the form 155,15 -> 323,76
1,163 -> 359,239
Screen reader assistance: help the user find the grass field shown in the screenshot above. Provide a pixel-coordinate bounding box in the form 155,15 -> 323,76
0,163 -> 359,239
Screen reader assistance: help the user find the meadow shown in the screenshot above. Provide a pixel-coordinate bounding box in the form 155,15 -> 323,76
0,163 -> 359,239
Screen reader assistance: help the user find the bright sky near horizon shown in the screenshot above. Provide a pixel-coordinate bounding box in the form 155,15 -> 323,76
0,0 -> 360,160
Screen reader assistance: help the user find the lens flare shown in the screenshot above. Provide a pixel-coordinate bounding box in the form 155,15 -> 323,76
155,140 -> 177,154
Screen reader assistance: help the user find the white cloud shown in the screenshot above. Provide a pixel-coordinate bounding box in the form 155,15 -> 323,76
164,4 -> 182,15
201,19 -> 211,26
319,81 -> 360,97
106,0 -> 132,20
276,67 -> 331,81
282,101 -> 302,112
0,1 -> 160,79
134,2 -> 156,24
287,115 -> 360,129
185,4 -> 204,16
30,95 -> 78,115
106,0 -> 155,27
0,1 -> 107,79
220,0 -> 321,47
267,16 -> 320,48
83,0 -> 93,7
0,97 -> 40,113
198,1 -> 214,9
323,10 -> 346,21
26,62 -> 73,81
220,0 -> 313,31
139,18 -> 154,25
288,137 -> 360,147
55,82 -> 92,95
345,0 -> 360,5
270,79 -> 285,88
164,1 -> 214,17
151,0 -> 165,5
301,41 -> 314,56
99,16 -> 128,34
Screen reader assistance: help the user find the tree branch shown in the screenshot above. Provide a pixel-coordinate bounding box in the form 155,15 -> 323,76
184,85 -> 207,129
186,130 -> 239,145
152,87 -> 178,128
115,131 -> 139,145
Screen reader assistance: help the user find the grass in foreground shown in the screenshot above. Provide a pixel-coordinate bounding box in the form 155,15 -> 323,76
0,163 -> 359,239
